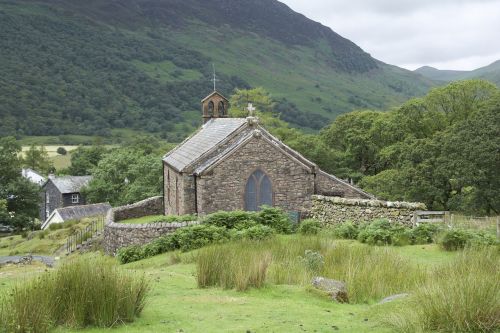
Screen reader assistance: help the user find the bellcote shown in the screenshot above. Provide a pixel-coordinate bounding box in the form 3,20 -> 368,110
201,91 -> 229,123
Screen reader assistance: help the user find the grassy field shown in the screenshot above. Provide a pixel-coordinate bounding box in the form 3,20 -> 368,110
0,237 -> 469,333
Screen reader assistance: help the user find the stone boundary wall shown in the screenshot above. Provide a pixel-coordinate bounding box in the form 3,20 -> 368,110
113,196 -> 164,221
104,196 -> 200,255
310,195 -> 426,227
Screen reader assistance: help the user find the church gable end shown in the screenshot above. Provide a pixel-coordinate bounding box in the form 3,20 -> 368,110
196,133 -> 316,215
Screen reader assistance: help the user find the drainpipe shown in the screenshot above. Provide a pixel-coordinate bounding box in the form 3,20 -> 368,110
193,174 -> 199,215
162,162 -> 165,215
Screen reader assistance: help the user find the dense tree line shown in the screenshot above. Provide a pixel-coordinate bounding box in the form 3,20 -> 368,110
230,82 -> 500,215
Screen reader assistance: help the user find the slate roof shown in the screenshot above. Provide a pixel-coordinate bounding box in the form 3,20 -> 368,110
49,176 -> 92,194
57,203 -> 111,221
21,168 -> 46,186
163,118 -> 247,172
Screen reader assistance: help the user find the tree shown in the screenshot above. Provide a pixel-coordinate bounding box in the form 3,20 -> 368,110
57,147 -> 67,155
83,148 -> 162,206
66,145 -> 108,176
0,137 -> 40,229
22,144 -> 53,175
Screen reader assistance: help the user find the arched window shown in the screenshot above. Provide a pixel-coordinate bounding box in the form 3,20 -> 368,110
218,101 -> 225,116
245,169 -> 273,211
208,101 -> 214,116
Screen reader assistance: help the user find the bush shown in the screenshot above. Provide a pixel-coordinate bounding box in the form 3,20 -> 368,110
174,224 -> 230,252
357,219 -> 409,246
387,248 -> 500,332
56,147 -> 67,155
300,249 -> 324,273
409,223 -> 443,244
257,206 -> 292,234
0,255 -> 149,332
298,219 -> 322,235
117,245 -> 145,264
439,228 -> 498,251
231,225 -> 275,241
333,221 -> 359,239
117,225 -> 230,264
204,211 -> 257,229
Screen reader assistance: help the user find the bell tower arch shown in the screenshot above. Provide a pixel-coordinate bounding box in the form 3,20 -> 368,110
201,91 -> 229,123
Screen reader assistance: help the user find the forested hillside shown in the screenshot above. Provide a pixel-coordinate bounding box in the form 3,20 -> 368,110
0,0 -> 432,140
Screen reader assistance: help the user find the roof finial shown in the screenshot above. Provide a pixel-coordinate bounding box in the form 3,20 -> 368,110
246,103 -> 256,117
211,63 -> 219,91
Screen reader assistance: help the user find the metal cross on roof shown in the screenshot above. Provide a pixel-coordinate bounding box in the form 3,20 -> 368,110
246,103 -> 256,116
211,64 -> 219,91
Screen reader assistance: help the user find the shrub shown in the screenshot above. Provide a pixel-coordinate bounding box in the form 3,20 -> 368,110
298,219 -> 322,235
333,221 -> 359,239
174,225 -> 230,252
0,255 -> 149,332
56,147 -> 67,155
117,245 -> 145,264
204,211 -> 257,229
409,223 -> 443,244
357,219 -> 410,246
387,248 -> 500,332
230,225 -> 275,241
299,249 -> 324,273
257,206 -> 292,234
439,228 -> 498,251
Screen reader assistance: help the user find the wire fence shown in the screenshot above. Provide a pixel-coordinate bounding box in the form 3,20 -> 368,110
447,214 -> 499,238
414,211 -> 499,238
66,218 -> 105,254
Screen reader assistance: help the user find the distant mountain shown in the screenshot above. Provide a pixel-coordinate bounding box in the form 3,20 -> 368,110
0,0 -> 433,139
415,61 -> 500,85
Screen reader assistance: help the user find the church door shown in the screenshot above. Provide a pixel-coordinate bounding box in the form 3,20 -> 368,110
245,169 -> 273,211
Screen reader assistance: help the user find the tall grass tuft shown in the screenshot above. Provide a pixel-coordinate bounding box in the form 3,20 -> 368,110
196,236 -> 425,303
197,241 -> 271,291
322,243 -> 425,303
387,247 -> 500,333
0,255 -> 150,333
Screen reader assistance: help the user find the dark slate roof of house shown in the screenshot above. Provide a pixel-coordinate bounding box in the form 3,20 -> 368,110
163,118 -> 247,172
50,176 -> 92,194
57,203 -> 111,221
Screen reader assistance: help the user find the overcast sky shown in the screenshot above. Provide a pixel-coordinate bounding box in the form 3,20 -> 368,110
280,0 -> 500,71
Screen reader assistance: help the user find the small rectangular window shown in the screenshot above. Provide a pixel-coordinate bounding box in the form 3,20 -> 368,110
71,194 -> 79,204
46,192 -> 50,204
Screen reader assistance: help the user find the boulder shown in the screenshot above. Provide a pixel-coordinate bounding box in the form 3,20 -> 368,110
311,277 -> 349,303
378,293 -> 409,304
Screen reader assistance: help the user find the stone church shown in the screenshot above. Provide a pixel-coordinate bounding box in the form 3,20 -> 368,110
163,90 -> 372,216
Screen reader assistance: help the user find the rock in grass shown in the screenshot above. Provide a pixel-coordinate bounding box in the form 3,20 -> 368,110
311,277 -> 348,303
378,293 -> 409,304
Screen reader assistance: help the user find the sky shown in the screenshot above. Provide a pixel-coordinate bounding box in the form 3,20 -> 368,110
280,0 -> 500,71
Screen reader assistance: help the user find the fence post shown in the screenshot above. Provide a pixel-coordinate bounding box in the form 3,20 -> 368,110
497,216 -> 499,239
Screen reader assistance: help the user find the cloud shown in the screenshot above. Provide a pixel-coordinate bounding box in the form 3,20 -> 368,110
280,0 -> 500,70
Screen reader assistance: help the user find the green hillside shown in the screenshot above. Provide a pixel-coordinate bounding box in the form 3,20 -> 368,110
415,60 -> 500,85
0,0 -> 433,139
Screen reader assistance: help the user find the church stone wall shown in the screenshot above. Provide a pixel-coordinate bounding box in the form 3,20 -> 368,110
104,196 -> 199,255
315,170 -> 372,199
310,195 -> 426,227
197,135 -> 315,215
164,166 -> 196,215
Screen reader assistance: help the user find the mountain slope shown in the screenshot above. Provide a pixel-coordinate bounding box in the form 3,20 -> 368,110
0,0 -> 433,139
415,61 -> 500,85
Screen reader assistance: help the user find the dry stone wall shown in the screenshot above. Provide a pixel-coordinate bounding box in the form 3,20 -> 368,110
104,196 -> 199,255
311,195 -> 426,227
